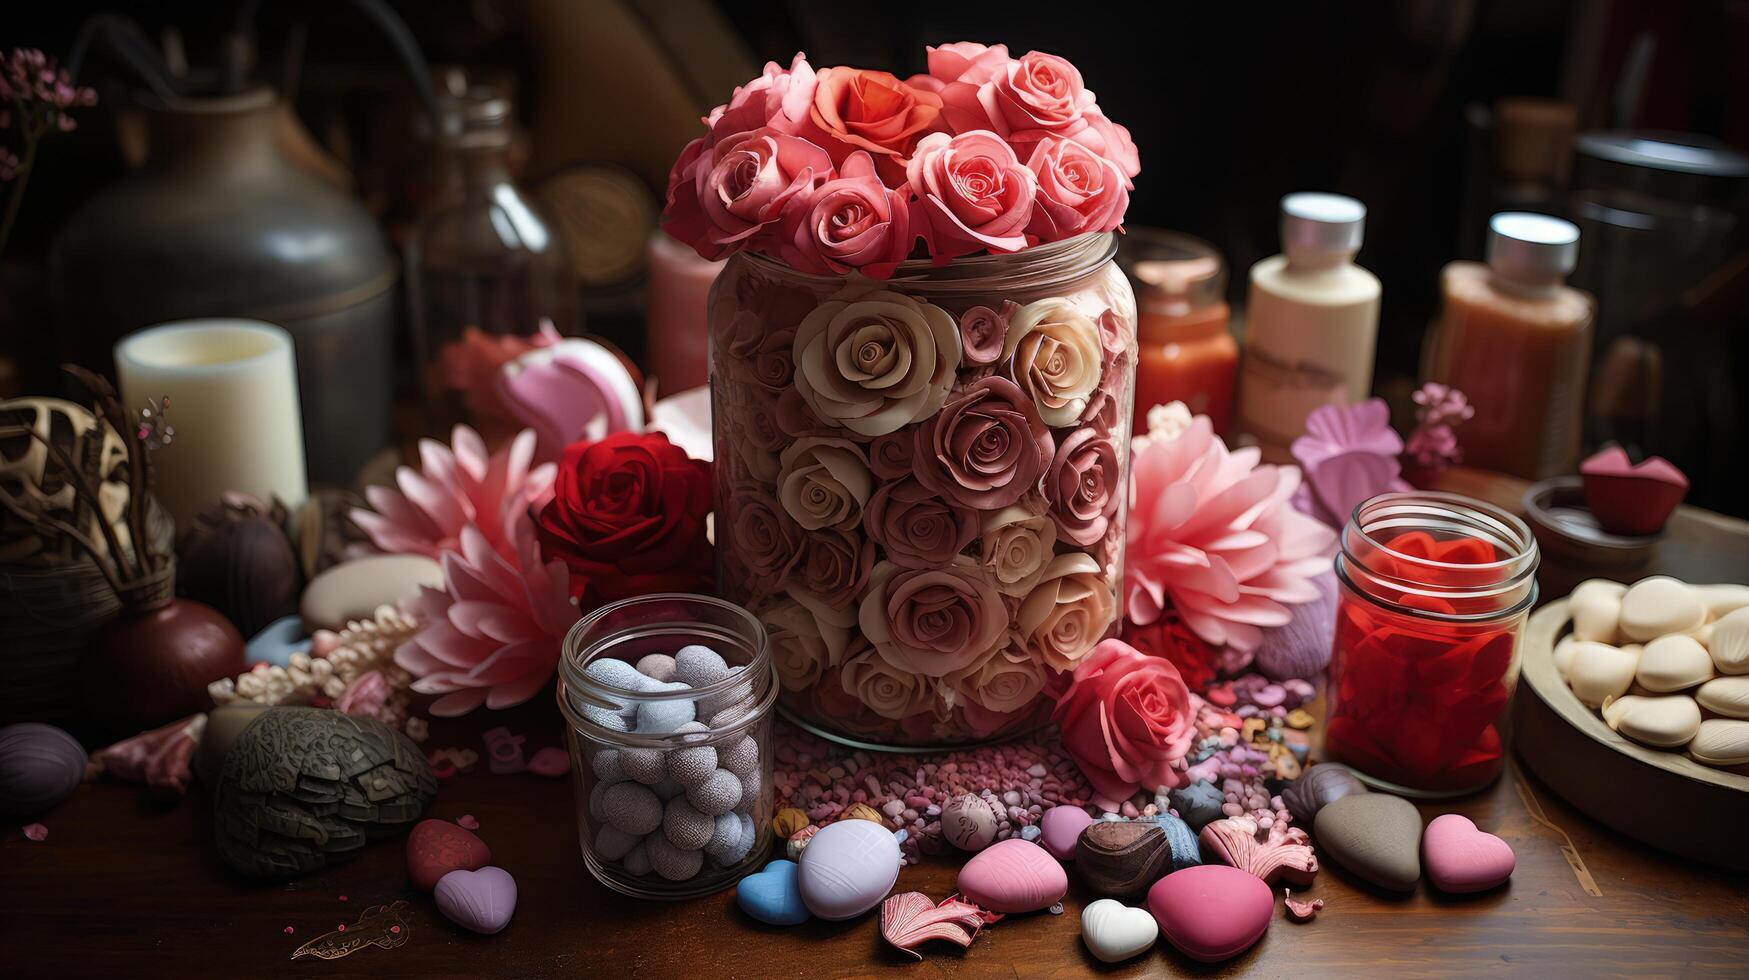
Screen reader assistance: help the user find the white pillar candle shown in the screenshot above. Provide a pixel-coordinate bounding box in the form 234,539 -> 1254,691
114,319 -> 309,531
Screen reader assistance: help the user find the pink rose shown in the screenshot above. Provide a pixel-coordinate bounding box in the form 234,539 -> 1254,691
1078,106 -> 1141,181
804,67 -> 943,177
1026,136 -> 1129,241
723,313 -> 798,393
690,128 -> 833,256
1053,638 -> 1194,809
865,476 -> 979,568
726,484 -> 801,589
913,376 -> 1054,510
777,151 -> 917,278
1046,427 -> 1120,547
1003,297 -> 1105,426
906,130 -> 1037,256
958,302 -> 1015,366
1017,553 -> 1115,673
946,646 -> 1047,715
858,558 -> 1008,678
984,51 -> 1095,144
786,525 -> 874,626
867,427 -> 918,480
707,52 -> 818,143
917,42 -> 1011,88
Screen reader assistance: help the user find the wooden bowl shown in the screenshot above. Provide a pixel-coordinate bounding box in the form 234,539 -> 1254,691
1514,597 -> 1749,870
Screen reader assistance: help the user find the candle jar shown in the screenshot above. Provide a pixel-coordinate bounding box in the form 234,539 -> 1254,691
1325,492 -> 1539,797
556,594 -> 777,899
1121,230 -> 1236,435
708,232 -> 1136,749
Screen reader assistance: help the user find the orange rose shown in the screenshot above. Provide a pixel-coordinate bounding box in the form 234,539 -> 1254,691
807,67 -> 942,176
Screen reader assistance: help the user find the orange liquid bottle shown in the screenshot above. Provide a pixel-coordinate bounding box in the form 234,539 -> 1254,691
1125,231 -> 1237,435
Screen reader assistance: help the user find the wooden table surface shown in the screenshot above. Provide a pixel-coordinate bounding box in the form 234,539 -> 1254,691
5,469 -> 1749,979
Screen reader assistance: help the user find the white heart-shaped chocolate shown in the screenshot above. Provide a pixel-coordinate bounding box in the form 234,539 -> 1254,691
1081,898 -> 1158,964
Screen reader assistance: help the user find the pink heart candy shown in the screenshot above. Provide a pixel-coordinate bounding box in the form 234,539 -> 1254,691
1421,813 -> 1514,894
435,866 -> 518,934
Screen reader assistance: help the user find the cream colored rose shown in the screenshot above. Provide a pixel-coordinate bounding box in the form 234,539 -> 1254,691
792,285 -> 962,436
858,557 -> 1010,678
1017,552 -> 1115,672
760,597 -> 851,693
840,641 -> 935,719
947,645 -> 1047,714
777,436 -> 872,530
978,502 -> 1058,597
1004,296 -> 1104,425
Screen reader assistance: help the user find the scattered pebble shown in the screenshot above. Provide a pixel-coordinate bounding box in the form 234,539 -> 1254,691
457,814 -> 480,831
23,823 -> 47,842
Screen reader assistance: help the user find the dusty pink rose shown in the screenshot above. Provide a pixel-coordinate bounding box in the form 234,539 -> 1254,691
1017,553 -> 1115,672
1053,638 -> 1194,809
760,597 -> 850,692
777,151 -> 917,277
947,646 -> 1047,715
913,376 -> 1054,510
722,313 -> 798,393
865,476 -> 979,568
804,67 -> 943,175
706,52 -> 818,142
985,51 -> 1095,142
958,302 -> 1015,366
1046,427 -> 1121,546
916,41 -> 1011,89
1078,106 -> 1141,181
727,484 -> 801,589
1026,135 -> 1129,240
978,501 -> 1057,597
791,283 -> 960,436
839,640 -> 935,720
906,130 -> 1036,256
336,670 -> 392,717
858,558 -> 1008,677
786,525 -> 874,626
867,427 -> 918,480
777,436 -> 872,531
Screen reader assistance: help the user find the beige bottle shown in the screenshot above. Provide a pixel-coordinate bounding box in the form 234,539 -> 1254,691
1236,193 -> 1382,459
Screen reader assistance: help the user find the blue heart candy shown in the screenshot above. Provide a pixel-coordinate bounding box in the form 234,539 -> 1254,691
245,615 -> 311,667
736,859 -> 810,926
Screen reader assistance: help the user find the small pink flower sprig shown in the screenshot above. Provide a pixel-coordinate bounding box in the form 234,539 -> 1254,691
1405,382 -> 1474,473
0,48 -> 98,254
662,43 -> 1140,279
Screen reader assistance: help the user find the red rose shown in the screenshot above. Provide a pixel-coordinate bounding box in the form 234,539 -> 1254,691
535,432 -> 713,603
1054,638 -> 1194,810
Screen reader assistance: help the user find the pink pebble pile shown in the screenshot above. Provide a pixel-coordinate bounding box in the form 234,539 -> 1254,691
772,726 -> 1091,863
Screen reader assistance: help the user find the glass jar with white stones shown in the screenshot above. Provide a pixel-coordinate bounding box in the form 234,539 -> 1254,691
558,593 -> 777,899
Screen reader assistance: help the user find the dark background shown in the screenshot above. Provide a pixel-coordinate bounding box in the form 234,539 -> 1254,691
3,0 -> 1746,511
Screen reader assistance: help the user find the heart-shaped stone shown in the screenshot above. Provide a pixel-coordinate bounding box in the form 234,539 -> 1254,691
797,819 -> 901,921
407,819 -> 492,891
1081,898 -> 1158,963
1039,805 -> 1094,861
435,866 -> 517,934
958,838 -> 1068,914
1315,793 -> 1422,893
1146,865 -> 1273,963
1580,446 -> 1688,536
1421,814 -> 1514,894
1281,763 -> 1368,828
736,859 -> 810,925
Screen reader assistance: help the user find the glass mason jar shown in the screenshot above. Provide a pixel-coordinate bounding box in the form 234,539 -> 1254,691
707,232 -> 1137,749
1325,492 -> 1540,796
556,594 -> 777,899
406,81 -> 580,446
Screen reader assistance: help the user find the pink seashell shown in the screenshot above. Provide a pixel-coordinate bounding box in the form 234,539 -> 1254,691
880,892 -> 988,960
434,866 -> 517,934
1198,814 -> 1318,886
957,838 -> 1067,914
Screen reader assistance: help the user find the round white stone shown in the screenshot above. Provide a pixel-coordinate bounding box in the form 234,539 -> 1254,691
1566,641 -> 1639,707
1637,634 -> 1715,692
666,724 -> 718,789
675,645 -> 730,688
636,653 -> 678,682
1602,694 -> 1701,748
663,798 -> 715,851
1620,576 -> 1706,642
704,812 -> 743,857
590,748 -> 626,783
717,735 -> 759,777
621,747 -> 667,785
595,825 -> 642,861
686,768 -> 743,817
602,782 -> 663,836
621,841 -> 652,876
1711,607 -> 1749,675
647,834 -> 704,881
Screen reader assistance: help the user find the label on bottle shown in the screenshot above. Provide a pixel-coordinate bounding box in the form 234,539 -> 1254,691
1236,345 -> 1349,451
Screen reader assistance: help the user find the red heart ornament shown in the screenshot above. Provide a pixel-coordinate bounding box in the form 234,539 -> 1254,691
407,819 -> 492,891
1421,813 -> 1514,894
1580,446 -> 1688,537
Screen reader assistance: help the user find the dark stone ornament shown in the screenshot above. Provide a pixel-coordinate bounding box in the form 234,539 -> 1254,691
1282,762 -> 1369,828
211,706 -> 437,879
1075,820 -> 1174,900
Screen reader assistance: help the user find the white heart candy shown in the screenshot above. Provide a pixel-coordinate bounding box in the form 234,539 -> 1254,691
1081,898 -> 1158,964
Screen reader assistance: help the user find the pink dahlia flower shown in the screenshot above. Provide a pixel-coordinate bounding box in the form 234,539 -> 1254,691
395,523 -> 578,716
352,425 -> 555,562
1125,406 -> 1336,652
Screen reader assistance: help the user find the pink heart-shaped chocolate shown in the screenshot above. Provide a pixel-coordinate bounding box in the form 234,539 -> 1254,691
1580,446 -> 1688,536
1421,814 -> 1514,894
407,819 -> 492,891
435,866 -> 518,934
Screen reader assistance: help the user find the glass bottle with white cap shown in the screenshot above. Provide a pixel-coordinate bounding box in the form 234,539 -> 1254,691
1236,192 -> 1383,460
1422,212 -> 1594,480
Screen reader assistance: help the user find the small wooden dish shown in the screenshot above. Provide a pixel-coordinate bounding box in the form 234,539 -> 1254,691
1522,477 -> 1660,569
1514,597 -> 1749,870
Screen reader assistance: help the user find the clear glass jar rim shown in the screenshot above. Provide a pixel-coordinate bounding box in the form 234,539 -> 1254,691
739,231 -> 1117,293
1336,490 -> 1540,622
1345,491 -> 1537,580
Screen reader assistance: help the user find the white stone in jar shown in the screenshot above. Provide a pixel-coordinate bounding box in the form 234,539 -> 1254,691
620,746 -> 667,785
1635,635 -> 1715,693
647,834 -> 705,881
663,797 -> 715,851
1688,718 -> 1749,767
1565,641 -> 1639,707
595,825 -> 642,861
602,782 -> 663,836
1601,694 -> 1701,749
686,768 -> 743,817
1619,577 -> 1706,642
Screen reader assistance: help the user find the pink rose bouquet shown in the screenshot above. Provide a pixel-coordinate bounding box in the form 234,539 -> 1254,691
663,44 -> 1138,277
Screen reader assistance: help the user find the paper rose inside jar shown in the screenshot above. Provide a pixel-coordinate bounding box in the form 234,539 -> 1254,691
662,43 -> 1141,748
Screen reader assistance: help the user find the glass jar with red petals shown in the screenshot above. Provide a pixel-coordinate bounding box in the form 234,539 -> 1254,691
1325,492 -> 1539,796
